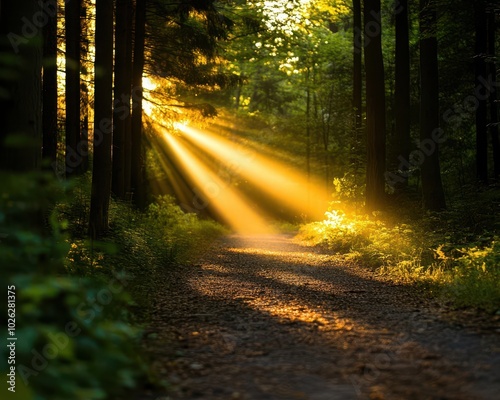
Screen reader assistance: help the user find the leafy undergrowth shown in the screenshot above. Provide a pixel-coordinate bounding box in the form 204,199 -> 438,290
297,190 -> 500,313
1,172 -> 226,400
62,175 -> 227,312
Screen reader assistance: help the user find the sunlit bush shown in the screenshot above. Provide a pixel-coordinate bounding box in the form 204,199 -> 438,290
332,174 -> 364,201
298,207 -> 419,269
443,239 -> 500,310
298,205 -> 500,311
144,195 -> 227,264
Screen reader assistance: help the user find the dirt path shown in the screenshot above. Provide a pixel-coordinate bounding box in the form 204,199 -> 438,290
142,234 -> 500,400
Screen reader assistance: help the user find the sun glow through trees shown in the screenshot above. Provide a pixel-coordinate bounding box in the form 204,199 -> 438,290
147,115 -> 331,234
162,127 -> 274,234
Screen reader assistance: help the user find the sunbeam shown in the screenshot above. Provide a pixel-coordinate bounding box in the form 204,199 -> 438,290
162,129 -> 275,234
174,122 -> 330,220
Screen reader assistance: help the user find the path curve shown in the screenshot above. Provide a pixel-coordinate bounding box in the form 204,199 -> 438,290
143,234 -> 500,400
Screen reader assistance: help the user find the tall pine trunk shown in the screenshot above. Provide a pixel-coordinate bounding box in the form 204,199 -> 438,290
474,0 -> 488,183
124,1 -> 134,195
0,2 -> 43,172
131,0 -> 147,208
42,0 -> 58,168
65,0 -> 82,177
353,0 -> 362,130
80,3 -> 90,173
89,0 -> 114,238
487,8 -> 499,180
394,0 -> 411,188
364,0 -> 387,211
419,0 -> 446,210
112,0 -> 133,198
0,1 -> 45,239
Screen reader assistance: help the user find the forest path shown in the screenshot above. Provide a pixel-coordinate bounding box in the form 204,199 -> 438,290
143,234 -> 500,400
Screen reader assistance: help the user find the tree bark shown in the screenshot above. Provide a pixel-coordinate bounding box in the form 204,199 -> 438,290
0,1 -> 43,172
364,0 -> 387,211
419,0 -> 446,210
65,0 -> 82,177
0,1 -> 47,241
394,0 -> 411,188
89,0 -> 114,238
42,0 -> 58,169
112,0 -> 133,198
131,0 -> 147,208
124,1 -> 134,196
474,0 -> 488,184
80,3 -> 90,174
487,8 -> 499,180
353,0 -> 362,130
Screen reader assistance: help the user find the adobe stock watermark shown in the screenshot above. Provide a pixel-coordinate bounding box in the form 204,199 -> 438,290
16,270 -> 130,385
385,74 -> 500,187
7,0 -> 60,54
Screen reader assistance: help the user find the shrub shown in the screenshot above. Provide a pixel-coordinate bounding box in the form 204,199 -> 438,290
298,205 -> 500,311
0,171 -> 144,400
443,239 -> 500,310
144,195 -> 227,264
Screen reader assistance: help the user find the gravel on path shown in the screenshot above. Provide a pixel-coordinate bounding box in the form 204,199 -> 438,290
141,234 -> 500,400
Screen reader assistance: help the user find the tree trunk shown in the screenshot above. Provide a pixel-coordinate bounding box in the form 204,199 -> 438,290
487,8 -> 499,180
131,0 -> 147,208
364,0 -> 387,211
306,68 -> 311,181
112,0 -> 133,198
42,0 -> 58,169
0,1 -> 46,241
0,2 -> 43,172
124,0 -> 134,196
419,0 -> 446,210
65,0 -> 82,177
89,0 -> 114,238
474,0 -> 488,184
394,0 -> 411,188
353,0 -> 362,130
80,3 -> 90,173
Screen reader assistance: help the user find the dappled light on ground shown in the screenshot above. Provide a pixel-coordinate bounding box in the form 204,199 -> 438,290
150,233 -> 500,399
234,293 -> 334,327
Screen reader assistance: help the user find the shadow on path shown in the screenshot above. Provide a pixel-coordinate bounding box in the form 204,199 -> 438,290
142,234 -> 500,400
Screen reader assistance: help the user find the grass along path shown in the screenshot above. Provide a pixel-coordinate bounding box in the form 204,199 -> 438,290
140,234 -> 500,400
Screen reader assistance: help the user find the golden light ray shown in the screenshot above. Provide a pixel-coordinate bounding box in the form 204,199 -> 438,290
148,138 -> 196,207
175,123 -> 330,220
162,129 -> 275,234
142,76 -> 157,117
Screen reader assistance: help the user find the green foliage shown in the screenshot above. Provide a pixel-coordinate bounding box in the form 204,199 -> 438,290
298,200 -> 500,312
1,169 -> 226,399
64,189 -> 226,312
298,207 -> 417,268
11,274 -> 141,400
332,174 -> 364,201
443,240 -> 500,310
0,172 -> 144,400
145,195 -> 227,264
